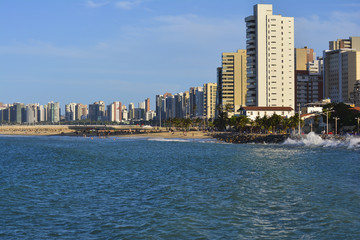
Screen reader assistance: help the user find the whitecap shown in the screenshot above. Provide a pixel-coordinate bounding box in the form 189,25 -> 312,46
283,132 -> 360,149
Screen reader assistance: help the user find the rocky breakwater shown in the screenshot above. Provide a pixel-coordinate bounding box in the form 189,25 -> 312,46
214,133 -> 290,144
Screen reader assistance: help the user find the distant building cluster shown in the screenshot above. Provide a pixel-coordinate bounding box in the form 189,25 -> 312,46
1,4 -> 360,125
0,102 -> 60,124
155,83 -> 218,122
0,99 -> 155,124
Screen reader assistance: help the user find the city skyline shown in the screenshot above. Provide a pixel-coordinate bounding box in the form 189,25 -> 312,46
1,0 -> 360,109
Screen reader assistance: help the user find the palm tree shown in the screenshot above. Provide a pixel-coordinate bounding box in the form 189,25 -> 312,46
237,115 -> 250,133
289,114 -> 300,134
281,117 -> 291,133
269,114 -> 282,133
224,103 -> 234,118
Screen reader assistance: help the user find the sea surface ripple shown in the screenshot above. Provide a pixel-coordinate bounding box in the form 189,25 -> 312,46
0,135 -> 359,239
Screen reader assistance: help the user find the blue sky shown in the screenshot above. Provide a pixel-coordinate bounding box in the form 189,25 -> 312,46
1,0 -> 360,110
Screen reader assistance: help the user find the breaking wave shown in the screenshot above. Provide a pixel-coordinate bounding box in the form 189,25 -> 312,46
283,132 -> 360,149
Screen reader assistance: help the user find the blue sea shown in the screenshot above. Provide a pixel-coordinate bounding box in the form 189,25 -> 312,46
0,134 -> 359,239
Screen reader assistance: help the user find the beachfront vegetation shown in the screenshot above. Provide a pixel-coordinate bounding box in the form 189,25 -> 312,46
214,111 -> 302,134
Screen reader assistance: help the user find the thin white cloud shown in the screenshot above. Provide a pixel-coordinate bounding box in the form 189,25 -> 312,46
295,10 -> 360,54
144,14 -> 246,49
114,0 -> 143,10
85,0 -> 109,8
0,40 -> 88,58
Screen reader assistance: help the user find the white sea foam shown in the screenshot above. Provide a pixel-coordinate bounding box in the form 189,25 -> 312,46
147,138 -> 219,143
283,132 -> 360,149
147,138 -> 191,143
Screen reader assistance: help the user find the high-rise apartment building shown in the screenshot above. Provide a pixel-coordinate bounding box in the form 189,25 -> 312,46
204,83 -> 217,119
165,95 -> 175,119
138,101 -> 145,109
10,103 -> 24,124
307,58 -> 323,74
38,105 -> 45,122
128,103 -> 135,120
189,87 -> 204,118
25,104 -> 39,124
145,98 -> 150,113
146,110 -> 156,121
323,49 -> 360,103
89,101 -> 105,121
329,37 -> 360,51
156,93 -> 172,121
48,102 -> 60,123
217,50 -> 247,112
75,104 -> 88,120
65,103 -> 77,121
155,95 -> 164,121
245,4 -> 295,109
295,47 -> 315,71
295,47 -> 323,107
108,102 -> 122,122
295,71 -> 323,107
122,108 -> 128,121
324,36 -> 360,103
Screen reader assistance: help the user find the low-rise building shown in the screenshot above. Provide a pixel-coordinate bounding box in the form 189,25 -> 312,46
239,106 -> 294,120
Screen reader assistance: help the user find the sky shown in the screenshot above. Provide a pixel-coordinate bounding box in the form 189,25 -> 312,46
1,0 -> 360,110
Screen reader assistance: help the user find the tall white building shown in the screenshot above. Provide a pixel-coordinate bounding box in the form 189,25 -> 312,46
25,104 -> 39,124
204,83 -> 217,119
65,103 -> 77,121
245,4 -> 295,109
108,101 -> 122,122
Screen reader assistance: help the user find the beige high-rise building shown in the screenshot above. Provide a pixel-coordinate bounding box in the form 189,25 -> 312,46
108,101 -> 122,122
329,37 -> 360,51
323,49 -> 360,103
217,49 -> 247,112
295,47 -> 315,71
245,4 -> 295,109
203,83 -> 217,119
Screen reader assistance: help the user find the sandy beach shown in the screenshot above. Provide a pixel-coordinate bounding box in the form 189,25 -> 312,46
0,125 -> 214,139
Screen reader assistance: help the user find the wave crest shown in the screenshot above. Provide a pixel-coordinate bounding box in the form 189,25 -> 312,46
283,132 -> 360,149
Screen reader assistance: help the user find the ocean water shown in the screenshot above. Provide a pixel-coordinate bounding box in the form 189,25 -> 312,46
0,135 -> 359,239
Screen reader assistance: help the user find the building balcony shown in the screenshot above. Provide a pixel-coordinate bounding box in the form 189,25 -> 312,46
247,55 -> 255,61
247,50 -> 256,55
246,33 -> 255,39
246,28 -> 256,34
246,45 -> 255,51
247,72 -> 255,78
247,84 -> 256,90
245,16 -> 255,22
246,21 -> 255,28
246,39 -> 255,45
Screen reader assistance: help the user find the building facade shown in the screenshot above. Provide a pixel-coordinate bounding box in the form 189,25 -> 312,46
47,102 -> 60,123
65,103 -> 77,121
295,71 -> 323,107
239,106 -> 294,121
245,4 -> 295,109
323,49 -> 360,103
217,50 -> 247,112
204,83 -> 217,119
89,101 -> 105,121
329,37 -> 360,51
295,47 -> 315,71
108,101 -> 122,122
351,80 -> 360,106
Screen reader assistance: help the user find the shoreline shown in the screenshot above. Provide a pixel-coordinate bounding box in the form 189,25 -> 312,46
1,126 -> 358,144
0,125 -> 214,140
